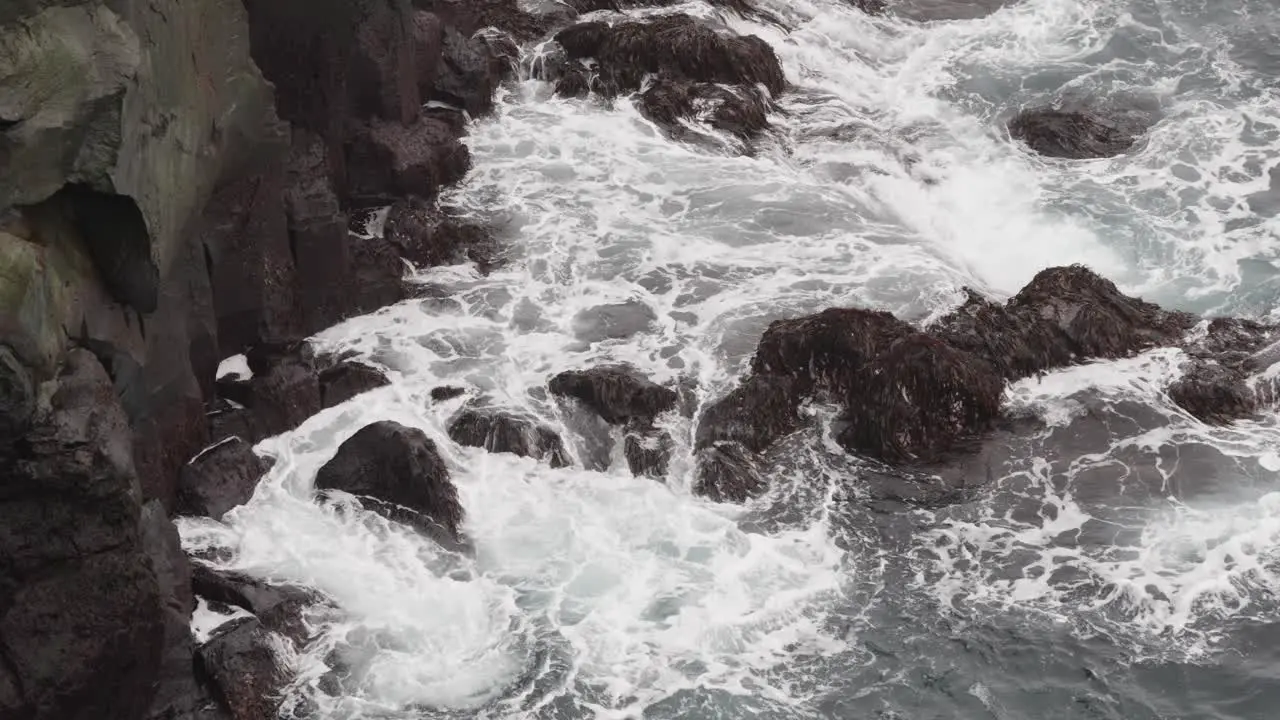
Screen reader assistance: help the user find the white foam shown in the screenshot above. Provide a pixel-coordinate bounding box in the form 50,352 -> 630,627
191,596 -> 255,644
216,354 -> 252,381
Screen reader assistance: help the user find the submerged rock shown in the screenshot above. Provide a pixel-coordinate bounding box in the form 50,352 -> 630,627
635,78 -> 773,143
447,407 -> 572,466
572,300 -> 658,343
178,437 -> 272,519
1008,107 -> 1149,159
549,366 -> 679,425
313,421 -> 465,547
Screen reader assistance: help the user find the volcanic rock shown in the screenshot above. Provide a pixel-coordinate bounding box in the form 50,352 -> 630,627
197,618 -> 289,720
383,199 -> 500,270
313,421 -> 465,547
344,116 -> 472,205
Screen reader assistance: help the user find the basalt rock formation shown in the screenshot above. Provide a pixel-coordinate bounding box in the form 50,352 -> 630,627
692,265 -> 1222,502
1,0 -> 520,717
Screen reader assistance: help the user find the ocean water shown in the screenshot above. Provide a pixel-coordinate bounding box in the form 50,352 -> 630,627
179,0 -> 1280,717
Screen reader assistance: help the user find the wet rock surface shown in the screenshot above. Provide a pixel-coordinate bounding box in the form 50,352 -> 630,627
1009,107 -> 1151,159
448,407 -> 572,466
178,438 -> 272,519
192,565 -> 326,645
314,421 -> 465,547
384,199 -> 500,271
197,618 -> 288,720
549,366 -> 679,425
319,360 -> 390,408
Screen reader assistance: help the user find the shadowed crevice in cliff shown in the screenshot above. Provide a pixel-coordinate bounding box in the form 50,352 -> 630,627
50,184 -> 158,315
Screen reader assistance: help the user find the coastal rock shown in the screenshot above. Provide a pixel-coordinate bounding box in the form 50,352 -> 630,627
431,385 -> 468,402
314,421 -> 465,547
695,374 -> 803,454
432,26 -> 517,117
836,333 -> 1002,463
178,438 -> 272,519
751,307 -> 913,392
345,116 -> 472,205
931,266 -> 1197,380
549,366 -> 679,425
693,443 -> 766,502
384,199 -> 499,270
319,361 -> 390,408
890,0 -> 1017,21
1167,359 -> 1258,425
284,131 -> 357,335
636,78 -> 773,143
197,618 -> 288,720
624,426 -> 674,478
1009,107 -> 1149,159
0,351 -> 163,720
192,565 -> 325,645
448,407 -> 572,466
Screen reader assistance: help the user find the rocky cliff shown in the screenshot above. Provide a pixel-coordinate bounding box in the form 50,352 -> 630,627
0,0 -> 518,717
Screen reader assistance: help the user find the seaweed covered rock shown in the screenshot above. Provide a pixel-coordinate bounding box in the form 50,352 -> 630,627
549,366 -> 679,425
383,199 -> 500,270
1167,360 -> 1258,425
931,265 -> 1196,380
1009,107 -> 1150,159
635,78 -> 773,143
694,443 -> 767,503
553,14 -> 785,96
448,407 -> 571,466
695,375 -> 803,454
836,333 -> 1003,463
1165,318 -> 1280,424
751,307 -> 914,392
313,421 -> 464,547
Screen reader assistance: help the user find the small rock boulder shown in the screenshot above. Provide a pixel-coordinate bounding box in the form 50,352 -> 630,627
750,307 -> 914,392
1167,359 -> 1258,425
694,374 -> 803,454
177,438 -> 272,519
430,385 -> 468,402
198,618 -> 289,720
548,366 -> 679,425
319,361 -> 389,409
313,421 -> 464,547
1009,107 -> 1149,159
447,407 -> 571,467
431,26 -> 517,117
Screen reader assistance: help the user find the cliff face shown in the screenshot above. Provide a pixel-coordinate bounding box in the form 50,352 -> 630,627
0,0 -> 514,718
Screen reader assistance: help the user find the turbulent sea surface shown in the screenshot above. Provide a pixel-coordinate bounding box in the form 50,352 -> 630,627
180,0 -> 1280,717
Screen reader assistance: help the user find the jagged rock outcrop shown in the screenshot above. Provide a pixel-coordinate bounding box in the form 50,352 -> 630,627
314,421 -> 465,548
383,199 -> 499,271
448,407 -> 572,466
1167,318 -> 1280,424
1008,106 -> 1151,159
692,265 -> 1214,502
544,13 -> 785,146
549,366 -> 679,425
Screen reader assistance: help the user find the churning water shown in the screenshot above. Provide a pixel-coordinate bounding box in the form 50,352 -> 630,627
178,0 -> 1280,717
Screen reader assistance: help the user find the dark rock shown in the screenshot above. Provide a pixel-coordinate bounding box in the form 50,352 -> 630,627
197,618 -> 288,720
431,385 -> 468,402
0,344 -> 34,443
553,14 -> 786,97
448,407 -> 571,466
636,78 -> 773,143
384,199 -> 499,270
1191,317 -> 1277,359
60,184 -> 160,314
320,361 -> 390,408
548,366 -> 679,425
314,421 -> 465,546
931,266 -> 1197,381
1009,107 -> 1149,159
192,565 -> 325,646
410,12 -> 445,101
178,438 -> 272,519
284,131 -> 355,335
751,307 -> 914,393
0,350 -> 163,720
345,116 -> 472,205
572,300 -> 658,342
693,443 -> 766,502
623,425 -> 673,478
411,0 -> 551,41
836,333 -> 1003,463
695,374 -> 803,453
350,0 -> 422,125
1167,359 -> 1258,425
432,27 -> 517,117
350,233 -> 410,313
244,344 -> 322,440
844,0 -> 888,12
